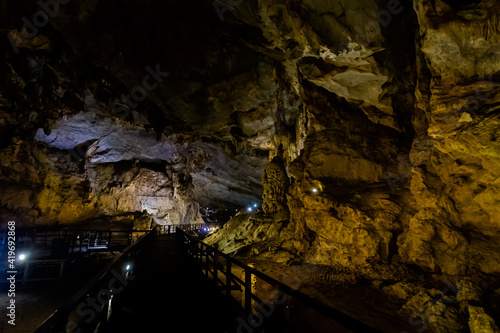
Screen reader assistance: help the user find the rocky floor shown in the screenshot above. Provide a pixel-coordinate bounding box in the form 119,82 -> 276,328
233,258 -> 500,333
241,259 -> 412,333
206,213 -> 500,333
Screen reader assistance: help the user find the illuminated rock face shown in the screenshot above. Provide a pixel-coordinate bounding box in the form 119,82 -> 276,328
2,0 -> 500,329
210,0 -> 500,277
398,0 -> 500,275
0,110 -> 266,225
261,152 -> 289,215
1,0 -> 500,280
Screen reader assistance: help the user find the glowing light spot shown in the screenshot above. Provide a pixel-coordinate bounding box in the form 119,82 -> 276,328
19,254 -> 26,261
312,188 -> 318,193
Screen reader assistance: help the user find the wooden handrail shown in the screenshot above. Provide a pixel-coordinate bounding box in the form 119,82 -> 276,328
178,228 -> 381,333
0,229 -> 149,251
154,223 -> 208,235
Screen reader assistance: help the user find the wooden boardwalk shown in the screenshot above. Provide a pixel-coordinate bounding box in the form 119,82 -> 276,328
105,233 -> 240,332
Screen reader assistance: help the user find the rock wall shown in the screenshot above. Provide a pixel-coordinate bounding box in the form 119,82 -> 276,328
202,1 -> 500,329
0,133 -> 204,227
203,0 -> 500,278
2,0 -> 500,329
0,109 -> 267,227
399,0 -> 500,275
261,147 -> 289,215
0,0 -> 499,313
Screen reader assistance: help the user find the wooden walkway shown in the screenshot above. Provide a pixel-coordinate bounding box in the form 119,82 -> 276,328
104,233 -> 240,332
33,226 -> 383,333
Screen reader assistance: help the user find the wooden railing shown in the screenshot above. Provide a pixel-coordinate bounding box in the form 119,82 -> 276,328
155,223 -> 208,235
0,229 -> 148,256
20,259 -> 67,284
33,230 -> 153,333
177,228 -> 381,333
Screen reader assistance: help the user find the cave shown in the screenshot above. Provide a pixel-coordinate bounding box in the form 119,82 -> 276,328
1,0 -> 500,332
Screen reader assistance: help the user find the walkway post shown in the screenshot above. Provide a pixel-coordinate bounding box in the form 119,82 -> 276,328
242,264 -> 257,315
58,261 -> 65,282
248,263 -> 257,314
205,243 -> 209,278
213,251 -> 218,286
244,269 -> 251,314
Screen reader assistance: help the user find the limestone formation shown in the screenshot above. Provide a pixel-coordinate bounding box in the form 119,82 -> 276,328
1,0 -> 500,330
261,146 -> 289,214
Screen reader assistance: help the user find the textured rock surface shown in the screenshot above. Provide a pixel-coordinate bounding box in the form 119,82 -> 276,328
398,0 -> 500,276
468,305 -> 500,333
261,148 -> 289,214
1,0 -> 500,330
1,109 -> 265,225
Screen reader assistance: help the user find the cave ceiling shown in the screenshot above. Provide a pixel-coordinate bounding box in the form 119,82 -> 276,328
1,0 -> 500,250
1,0 -> 414,215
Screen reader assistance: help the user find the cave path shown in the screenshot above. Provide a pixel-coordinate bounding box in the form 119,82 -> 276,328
105,233 -> 240,332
